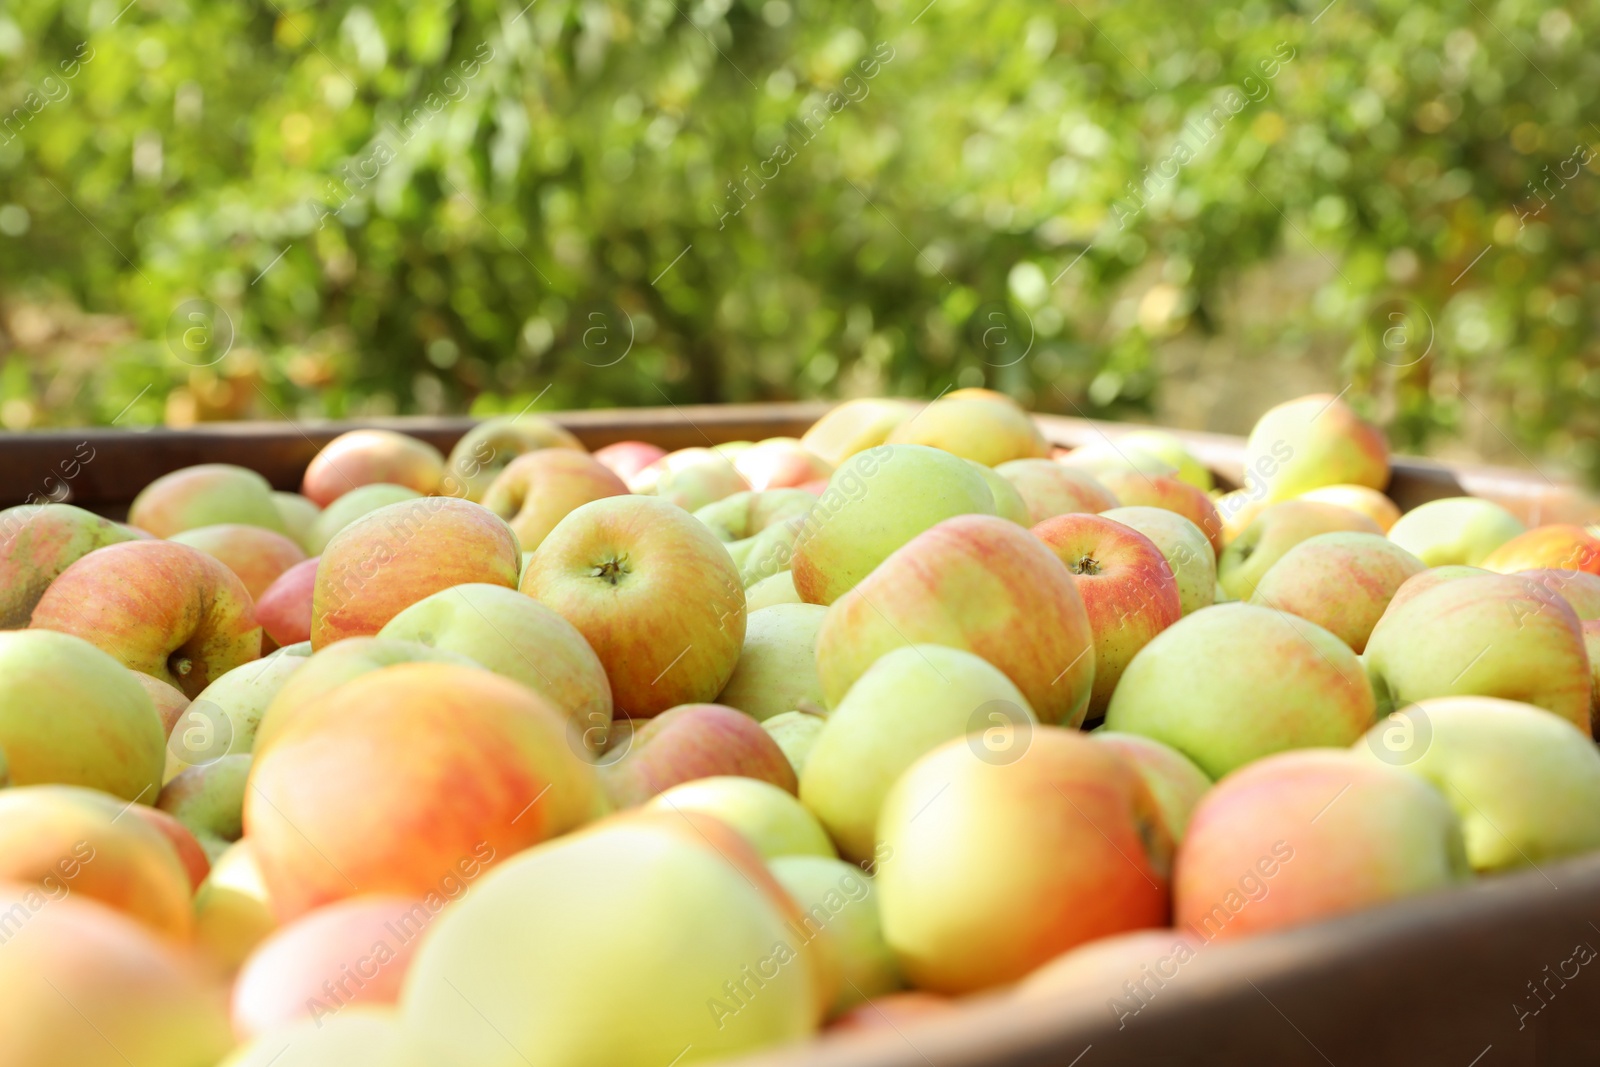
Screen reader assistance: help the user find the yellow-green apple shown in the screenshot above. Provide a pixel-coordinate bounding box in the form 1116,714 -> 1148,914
232,895 -> 431,1039
305,483 -> 421,554
0,630 -> 165,799
694,489 -> 816,583
378,582 -> 612,734
253,637 -> 482,756
1034,513 -> 1182,715
648,776 -> 836,859
1104,603 -> 1376,778
716,604 -> 827,723
270,492 -> 321,552
813,515 -> 1094,727
134,672 -> 191,739
1218,499 -> 1382,601
735,437 -> 835,490
1116,429 -> 1214,491
748,570 -> 802,609
1383,564 -> 1491,615
770,854 -> 901,1015
1092,732 -> 1212,843
1480,523 -> 1600,576
129,463 -> 288,538
801,644 -> 1038,862
1353,696 -> 1600,873
828,992 -> 954,1033
627,447 -> 750,510
0,503 -> 141,628
223,1008 -> 441,1067
763,709 -> 827,778
1297,484 -> 1401,531
876,727 -> 1172,994
255,556 -> 318,649
0,883 -> 233,1067
994,458 -> 1117,524
246,663 -> 603,920
170,523 -> 308,602
401,812 -> 830,1067
946,386 -> 1022,407
885,395 -> 1049,466
520,495 -> 745,717
601,702 -> 797,808
193,840 -> 277,974
1096,470 -> 1227,557
789,444 -> 996,605
592,440 -> 667,482
310,497 -> 519,649
301,429 -> 444,507
1386,496 -> 1526,566
128,803 -> 212,891
481,449 -> 629,551
0,784 -> 194,937
1175,749 -> 1467,942
1015,928 -> 1203,1022
159,754 -> 251,861
167,654 -> 307,778
800,398 -> 916,466
1245,393 -> 1390,502
1518,568 -> 1600,619
31,539 -> 262,698
967,460 -> 1031,524
1056,441 -> 1179,481
446,414 -> 586,502
1249,532 -> 1426,653
1214,488 -> 1271,545
1363,574 -> 1591,732
1100,505 -> 1216,616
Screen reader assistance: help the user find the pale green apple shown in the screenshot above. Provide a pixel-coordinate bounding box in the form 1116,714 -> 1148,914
1100,505 -> 1216,615
166,653 -> 306,779
270,492 -> 322,554
1115,430 -> 1213,491
221,1008 -> 441,1067
694,489 -> 816,543
1386,496 -> 1526,567
769,855 -> 901,1015
158,753 -> 250,862
1249,532 -> 1425,653
649,776 -> 836,859
800,398 -> 916,466
305,483 -> 422,554
763,710 -> 828,778
1055,441 -> 1177,480
1092,731 -> 1211,842
789,445 -> 996,605
1353,697 -> 1600,873
1244,393 -> 1390,502
1103,603 -> 1376,778
799,644 -> 1037,861
717,604 -> 827,722
739,515 -> 813,588
748,570 -> 802,610
966,460 -> 1031,524
1218,499 -> 1382,601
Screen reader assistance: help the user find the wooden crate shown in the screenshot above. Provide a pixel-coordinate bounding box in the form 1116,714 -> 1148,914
3,403 -> 1597,1065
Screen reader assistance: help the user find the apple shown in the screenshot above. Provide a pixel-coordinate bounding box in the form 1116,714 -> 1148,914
446,413 -> 586,502
0,784 -> 194,937
305,483 -> 422,554
769,854 -> 902,1015
1364,574 -> 1591,733
1518,568 -> 1600,619
310,497 -> 520,649
1104,603 -> 1376,778
1033,513 -> 1182,715
1249,532 -> 1426,653
0,630 -> 165,799
994,458 -> 1117,523
946,386 -> 1023,407
1100,505 -> 1216,616
885,395 -> 1050,466
716,604 -> 828,723
247,663 -> 604,920
1244,393 -> 1390,502
694,489 -> 816,579
1213,488 -> 1271,546
401,812 -> 830,1067
800,398 -> 917,466
232,895 -> 432,1039
520,495 -> 745,717
959,459 -> 1029,525
736,437 -> 835,490
270,492 -> 321,552
159,754 -> 251,861
875,727 -> 1172,994
1480,523 -> 1600,576
1297,484 -> 1401,531
166,653 -> 307,778
481,449 -> 629,551
602,702 -> 798,808
1092,732 -> 1212,843
627,447 -> 750,510
814,515 -> 1094,728
762,708 -> 828,780
127,803 -> 212,891
748,570 -> 802,609
828,992 -> 954,1033
1116,429 -> 1214,491
648,775 -> 836,859
1096,470 -> 1227,557
1174,749 -> 1468,942
1217,499 -> 1383,601
0,503 -> 141,628
31,539 -> 261,698
1383,564 -> 1492,615
0,883 -> 233,1067
193,840 -> 278,975
170,523 -> 308,602
1386,496 -> 1527,566
129,463 -> 288,538
255,556 -> 318,649
133,672 -> 191,739
301,429 -> 445,507
592,440 -> 668,482
1056,441 -> 1179,481
801,644 -> 1038,862
222,1008 -> 441,1067
1353,696 -> 1600,873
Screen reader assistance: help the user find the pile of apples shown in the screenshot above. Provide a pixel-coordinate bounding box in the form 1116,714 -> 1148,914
3,387 -> 1600,1066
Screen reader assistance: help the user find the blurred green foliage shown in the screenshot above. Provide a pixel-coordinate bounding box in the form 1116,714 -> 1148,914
1,0 -> 1598,474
